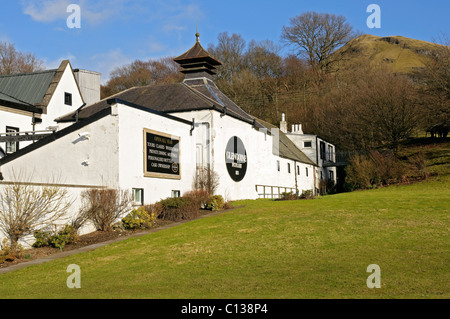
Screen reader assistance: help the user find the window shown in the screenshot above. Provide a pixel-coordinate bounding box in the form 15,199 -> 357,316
64,92 -> 72,106
328,145 -> 334,162
132,188 -> 144,206
304,141 -> 312,148
172,190 -> 181,198
320,141 -> 326,160
277,160 -> 280,172
305,167 -> 309,177
329,170 -> 334,181
297,165 -> 300,175
287,163 -> 291,174
5,126 -> 19,154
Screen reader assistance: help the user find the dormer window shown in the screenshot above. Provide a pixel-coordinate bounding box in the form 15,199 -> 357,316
65,92 -> 72,106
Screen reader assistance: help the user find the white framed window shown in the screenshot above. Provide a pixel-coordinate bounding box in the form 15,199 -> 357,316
297,165 -> 300,175
306,167 -> 309,177
172,190 -> 181,198
5,126 -> 19,154
304,141 -> 312,148
287,163 -> 291,174
277,160 -> 280,172
132,188 -> 144,206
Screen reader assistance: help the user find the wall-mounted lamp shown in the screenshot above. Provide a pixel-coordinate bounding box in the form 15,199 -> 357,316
78,132 -> 90,140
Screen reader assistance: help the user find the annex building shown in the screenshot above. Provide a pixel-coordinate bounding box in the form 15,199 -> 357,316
0,34 -> 336,244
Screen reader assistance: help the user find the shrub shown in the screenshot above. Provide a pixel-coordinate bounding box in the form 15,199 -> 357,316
143,202 -> 163,219
79,188 -> 131,231
300,190 -> 314,199
183,189 -> 210,209
122,207 -> 156,230
0,238 -> 23,264
345,151 -> 406,189
280,192 -> 298,201
408,151 -> 429,179
193,168 -> 220,195
158,196 -> 199,221
32,225 -> 78,250
32,229 -> 52,248
206,195 -> 225,211
0,171 -> 73,245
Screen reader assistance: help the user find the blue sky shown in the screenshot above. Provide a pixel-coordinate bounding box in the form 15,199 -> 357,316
0,0 -> 448,83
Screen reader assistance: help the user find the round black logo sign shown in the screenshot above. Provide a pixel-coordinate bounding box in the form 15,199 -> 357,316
225,136 -> 247,182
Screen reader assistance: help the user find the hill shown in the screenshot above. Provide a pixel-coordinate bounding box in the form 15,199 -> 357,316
332,34 -> 443,73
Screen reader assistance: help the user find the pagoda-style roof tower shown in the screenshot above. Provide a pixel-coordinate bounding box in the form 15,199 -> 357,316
173,30 -> 222,80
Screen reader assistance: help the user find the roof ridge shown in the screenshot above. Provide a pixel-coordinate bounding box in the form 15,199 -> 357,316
0,69 -> 57,78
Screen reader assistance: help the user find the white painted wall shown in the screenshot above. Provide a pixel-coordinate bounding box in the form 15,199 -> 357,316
44,64 -> 84,129
286,132 -> 337,187
0,107 -> 35,154
0,63 -> 84,155
171,110 -> 316,200
115,103 -> 197,204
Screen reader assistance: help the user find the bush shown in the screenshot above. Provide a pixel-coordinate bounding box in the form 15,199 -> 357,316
79,188 -> 131,231
300,190 -> 314,199
206,195 -> 225,211
32,225 -> 78,250
183,189 -> 210,209
345,151 -> 406,190
193,168 -> 220,195
280,192 -> 298,201
0,238 -> 24,264
0,171 -> 73,245
158,196 -> 199,221
122,207 -> 156,230
408,151 -> 429,179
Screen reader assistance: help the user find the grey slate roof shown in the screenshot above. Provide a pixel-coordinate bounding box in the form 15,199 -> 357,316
255,118 -> 317,166
56,81 -> 263,129
0,70 -> 57,106
0,60 -> 78,114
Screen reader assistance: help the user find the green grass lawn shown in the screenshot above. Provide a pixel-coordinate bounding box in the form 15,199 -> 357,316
0,177 -> 449,299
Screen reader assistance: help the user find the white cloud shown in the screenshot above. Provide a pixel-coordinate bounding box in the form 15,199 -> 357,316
20,0 -> 129,25
21,0 -> 71,23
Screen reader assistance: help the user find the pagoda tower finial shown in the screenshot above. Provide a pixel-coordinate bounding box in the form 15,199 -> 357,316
195,23 -> 200,42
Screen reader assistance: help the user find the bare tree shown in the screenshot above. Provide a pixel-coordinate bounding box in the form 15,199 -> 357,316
0,172 -> 72,245
101,57 -> 182,98
414,34 -> 450,130
193,167 -> 220,196
78,188 -> 131,231
208,32 -> 246,82
281,12 -> 355,72
0,41 -> 43,75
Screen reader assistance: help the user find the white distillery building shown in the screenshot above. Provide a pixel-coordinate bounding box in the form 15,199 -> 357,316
0,60 -> 100,157
0,35 -> 334,245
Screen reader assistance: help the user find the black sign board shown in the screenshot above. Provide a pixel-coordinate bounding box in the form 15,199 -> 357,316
225,136 -> 247,182
144,129 -> 180,179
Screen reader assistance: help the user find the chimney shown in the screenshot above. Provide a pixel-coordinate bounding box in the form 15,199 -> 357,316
297,124 -> 303,134
73,69 -> 101,105
280,112 -> 287,133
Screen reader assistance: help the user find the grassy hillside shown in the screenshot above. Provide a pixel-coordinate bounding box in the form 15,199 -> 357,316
333,34 -> 442,73
0,175 -> 448,299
